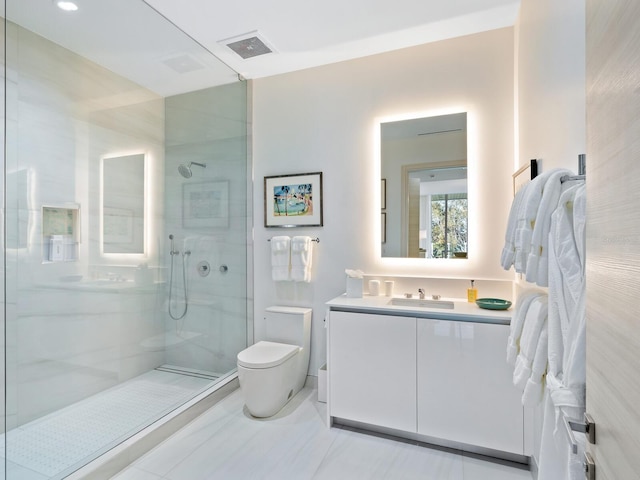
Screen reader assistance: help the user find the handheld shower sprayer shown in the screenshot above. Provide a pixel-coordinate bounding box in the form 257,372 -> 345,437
168,233 -> 189,320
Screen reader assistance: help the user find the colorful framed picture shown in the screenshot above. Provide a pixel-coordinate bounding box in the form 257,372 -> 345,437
264,172 -> 323,227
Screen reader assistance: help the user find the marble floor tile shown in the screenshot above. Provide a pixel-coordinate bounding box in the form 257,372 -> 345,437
462,454 -> 532,479
115,386 -> 533,480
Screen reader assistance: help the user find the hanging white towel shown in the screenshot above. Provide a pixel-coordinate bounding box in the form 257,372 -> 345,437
539,183 -> 587,480
291,236 -> 313,282
513,295 -> 548,390
513,169 -> 571,274
526,169 -> 574,286
507,290 -> 544,365
271,236 -> 291,281
501,185 -> 527,270
522,323 -> 548,406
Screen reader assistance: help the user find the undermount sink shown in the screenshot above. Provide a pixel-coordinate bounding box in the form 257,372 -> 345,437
388,297 -> 455,309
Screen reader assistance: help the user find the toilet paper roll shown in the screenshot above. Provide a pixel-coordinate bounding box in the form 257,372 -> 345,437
369,280 -> 380,296
384,280 -> 394,297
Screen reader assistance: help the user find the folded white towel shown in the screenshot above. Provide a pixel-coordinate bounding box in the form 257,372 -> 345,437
507,290 -> 544,365
513,295 -> 548,390
291,236 -> 313,282
271,236 -> 291,281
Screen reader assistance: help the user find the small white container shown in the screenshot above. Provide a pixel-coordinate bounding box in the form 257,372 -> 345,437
49,235 -> 65,262
346,277 -> 363,298
369,279 -> 380,296
317,364 -> 327,403
384,280 -> 395,297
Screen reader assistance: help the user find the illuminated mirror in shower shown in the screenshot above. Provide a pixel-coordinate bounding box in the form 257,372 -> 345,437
102,153 -> 145,254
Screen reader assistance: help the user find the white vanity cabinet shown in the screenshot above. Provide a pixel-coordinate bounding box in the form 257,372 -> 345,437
328,311 -> 417,432
326,295 -> 525,459
416,318 -> 524,455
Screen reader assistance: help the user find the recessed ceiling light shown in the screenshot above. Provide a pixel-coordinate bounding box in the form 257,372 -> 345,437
55,1 -> 78,11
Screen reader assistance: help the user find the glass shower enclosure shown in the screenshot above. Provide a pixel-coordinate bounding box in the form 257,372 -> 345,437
1,1 -> 250,478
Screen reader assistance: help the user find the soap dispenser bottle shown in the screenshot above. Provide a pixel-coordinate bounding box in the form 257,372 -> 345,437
467,280 -> 478,303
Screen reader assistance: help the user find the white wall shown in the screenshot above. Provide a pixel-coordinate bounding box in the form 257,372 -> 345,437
253,28 -> 515,374
514,0 -> 586,463
516,0 -> 586,173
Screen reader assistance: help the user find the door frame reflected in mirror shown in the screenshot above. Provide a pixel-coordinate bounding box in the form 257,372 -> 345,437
400,160 -> 467,258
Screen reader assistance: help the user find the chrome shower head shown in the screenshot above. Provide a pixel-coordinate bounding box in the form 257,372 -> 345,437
178,162 -> 206,178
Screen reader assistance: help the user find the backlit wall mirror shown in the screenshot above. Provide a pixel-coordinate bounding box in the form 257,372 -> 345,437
102,153 -> 145,254
381,112 -> 467,259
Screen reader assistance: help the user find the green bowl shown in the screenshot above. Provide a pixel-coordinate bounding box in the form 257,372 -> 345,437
476,298 -> 512,310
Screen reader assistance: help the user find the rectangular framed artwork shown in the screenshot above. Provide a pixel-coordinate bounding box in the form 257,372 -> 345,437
183,181 -> 229,228
381,212 -> 387,243
264,172 -> 323,227
512,159 -> 538,195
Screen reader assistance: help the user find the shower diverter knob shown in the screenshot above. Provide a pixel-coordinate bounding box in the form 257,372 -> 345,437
197,261 -> 211,277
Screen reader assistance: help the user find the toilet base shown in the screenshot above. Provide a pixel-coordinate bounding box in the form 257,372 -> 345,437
237,360 -> 300,418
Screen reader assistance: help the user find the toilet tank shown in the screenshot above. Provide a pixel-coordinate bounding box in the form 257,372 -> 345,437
265,306 -> 312,347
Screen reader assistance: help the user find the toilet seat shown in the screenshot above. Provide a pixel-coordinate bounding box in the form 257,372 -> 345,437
237,341 -> 299,369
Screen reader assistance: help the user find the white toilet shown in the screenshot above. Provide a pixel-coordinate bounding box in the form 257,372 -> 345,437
237,306 -> 312,417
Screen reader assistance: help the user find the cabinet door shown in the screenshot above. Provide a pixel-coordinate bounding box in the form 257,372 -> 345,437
417,318 -> 524,454
329,311 -> 416,432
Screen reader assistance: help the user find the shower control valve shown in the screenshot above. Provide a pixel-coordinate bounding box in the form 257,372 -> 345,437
197,261 -> 211,277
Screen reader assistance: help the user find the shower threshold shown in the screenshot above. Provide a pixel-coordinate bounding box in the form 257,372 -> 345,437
1,367 -> 231,480
155,364 -> 221,381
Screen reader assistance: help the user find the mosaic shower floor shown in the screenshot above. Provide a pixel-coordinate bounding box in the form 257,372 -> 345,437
1,368 -> 216,479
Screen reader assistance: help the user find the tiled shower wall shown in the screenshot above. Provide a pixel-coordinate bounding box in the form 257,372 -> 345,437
163,84 -> 248,375
4,21 -> 166,428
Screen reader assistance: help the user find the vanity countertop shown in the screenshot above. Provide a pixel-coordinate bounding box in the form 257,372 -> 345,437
327,294 -> 512,325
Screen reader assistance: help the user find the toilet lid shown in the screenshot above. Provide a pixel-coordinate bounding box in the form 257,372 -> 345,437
237,341 -> 299,369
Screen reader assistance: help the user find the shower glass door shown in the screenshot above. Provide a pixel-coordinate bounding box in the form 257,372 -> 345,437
2,1 -> 249,478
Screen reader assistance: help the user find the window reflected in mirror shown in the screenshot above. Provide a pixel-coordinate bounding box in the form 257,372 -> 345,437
380,113 -> 467,258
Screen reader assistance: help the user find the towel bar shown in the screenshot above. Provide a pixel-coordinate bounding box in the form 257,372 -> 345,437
562,412 -> 596,454
268,237 -> 319,243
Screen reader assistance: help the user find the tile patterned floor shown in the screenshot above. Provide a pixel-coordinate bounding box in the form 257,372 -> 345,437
112,385 -> 533,480
1,370 -> 212,480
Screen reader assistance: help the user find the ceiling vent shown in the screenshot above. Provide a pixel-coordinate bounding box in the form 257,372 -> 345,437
220,31 -> 275,60
161,53 -> 205,74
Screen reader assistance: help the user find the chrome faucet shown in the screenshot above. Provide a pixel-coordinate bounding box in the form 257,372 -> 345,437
418,288 -> 425,299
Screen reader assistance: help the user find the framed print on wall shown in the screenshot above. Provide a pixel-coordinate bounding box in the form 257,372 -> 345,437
381,212 -> 387,243
512,159 -> 538,195
183,181 -> 229,228
264,172 -> 323,227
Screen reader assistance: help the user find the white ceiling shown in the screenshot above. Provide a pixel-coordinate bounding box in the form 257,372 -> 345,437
7,0 -> 521,97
